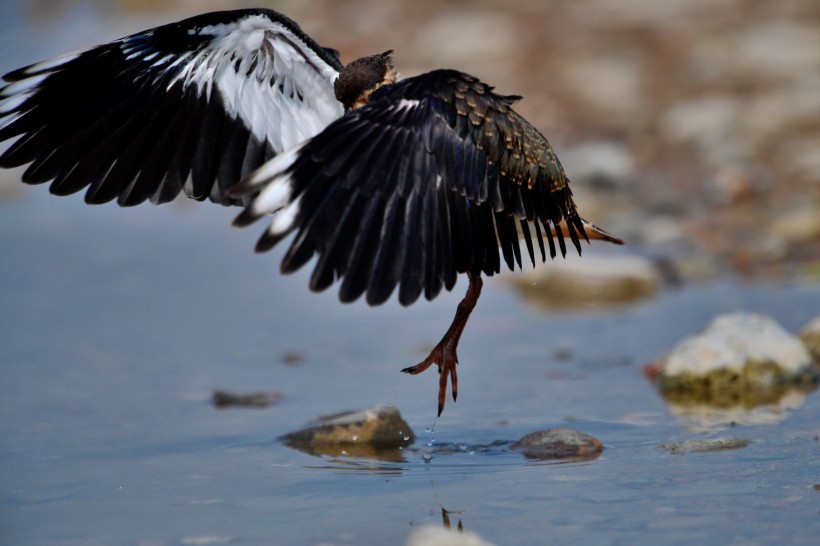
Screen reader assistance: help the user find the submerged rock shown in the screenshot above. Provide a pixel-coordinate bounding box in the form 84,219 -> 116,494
280,405 -> 414,459
511,428 -> 603,460
513,253 -> 659,310
661,438 -> 751,455
212,390 -> 281,409
651,313 -> 817,408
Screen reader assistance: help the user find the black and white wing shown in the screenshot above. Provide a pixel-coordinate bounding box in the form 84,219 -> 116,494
0,9 -> 344,206
230,69 -> 591,307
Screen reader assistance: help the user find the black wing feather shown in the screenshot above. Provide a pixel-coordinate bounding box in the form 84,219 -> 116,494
233,69 -> 587,306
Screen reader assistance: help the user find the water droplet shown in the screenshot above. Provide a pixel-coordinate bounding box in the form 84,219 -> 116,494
403,436 -> 410,441
422,454 -> 432,463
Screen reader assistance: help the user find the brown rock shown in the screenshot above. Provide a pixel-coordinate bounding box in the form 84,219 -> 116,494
511,428 -> 603,460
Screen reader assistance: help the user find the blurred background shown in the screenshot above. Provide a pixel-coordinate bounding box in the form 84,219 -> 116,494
3,0 -> 819,280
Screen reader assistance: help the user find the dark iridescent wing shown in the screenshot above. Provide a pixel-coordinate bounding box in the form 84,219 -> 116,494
230,69 -> 587,306
0,9 -> 344,206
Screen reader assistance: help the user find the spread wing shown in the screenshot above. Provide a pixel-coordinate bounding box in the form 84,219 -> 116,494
0,8 -> 344,206
230,69 -> 589,306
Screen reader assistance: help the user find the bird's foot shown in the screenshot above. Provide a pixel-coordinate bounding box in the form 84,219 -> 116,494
401,342 -> 458,417
401,273 -> 482,416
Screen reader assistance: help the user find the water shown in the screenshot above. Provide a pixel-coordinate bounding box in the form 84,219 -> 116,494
1,3 -> 819,545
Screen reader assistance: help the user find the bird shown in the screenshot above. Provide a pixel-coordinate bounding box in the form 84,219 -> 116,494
0,8 -> 622,416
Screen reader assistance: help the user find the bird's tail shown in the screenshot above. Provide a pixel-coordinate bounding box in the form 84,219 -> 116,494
552,218 -> 624,246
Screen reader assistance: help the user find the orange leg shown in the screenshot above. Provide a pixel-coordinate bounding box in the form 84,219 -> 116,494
402,273 -> 483,416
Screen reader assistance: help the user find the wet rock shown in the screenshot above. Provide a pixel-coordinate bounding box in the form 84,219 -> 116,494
652,313 -> 818,408
280,405 -> 414,459
212,390 -> 281,409
405,525 -> 495,546
511,428 -> 603,460
800,317 -> 820,361
513,253 -> 659,310
661,438 -> 751,455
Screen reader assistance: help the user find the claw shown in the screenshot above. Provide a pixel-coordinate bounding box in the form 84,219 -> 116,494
438,363 -> 449,416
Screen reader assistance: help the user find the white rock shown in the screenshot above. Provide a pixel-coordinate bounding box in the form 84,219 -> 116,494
405,525 -> 495,546
664,313 -> 812,377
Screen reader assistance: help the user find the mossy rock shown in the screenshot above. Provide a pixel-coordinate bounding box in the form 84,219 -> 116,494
658,359 -> 819,407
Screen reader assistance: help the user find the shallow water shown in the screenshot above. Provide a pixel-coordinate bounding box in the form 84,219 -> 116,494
1,4 -> 820,545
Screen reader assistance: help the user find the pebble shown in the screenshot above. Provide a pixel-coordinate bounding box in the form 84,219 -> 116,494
661,438 -> 751,455
211,390 -> 281,409
511,428 -> 603,460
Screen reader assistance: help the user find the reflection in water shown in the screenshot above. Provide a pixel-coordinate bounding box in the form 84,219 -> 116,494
441,506 -> 465,533
288,442 -> 410,463
664,388 -> 814,432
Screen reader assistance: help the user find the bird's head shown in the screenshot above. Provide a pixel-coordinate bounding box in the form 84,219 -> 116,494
334,50 -> 397,110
